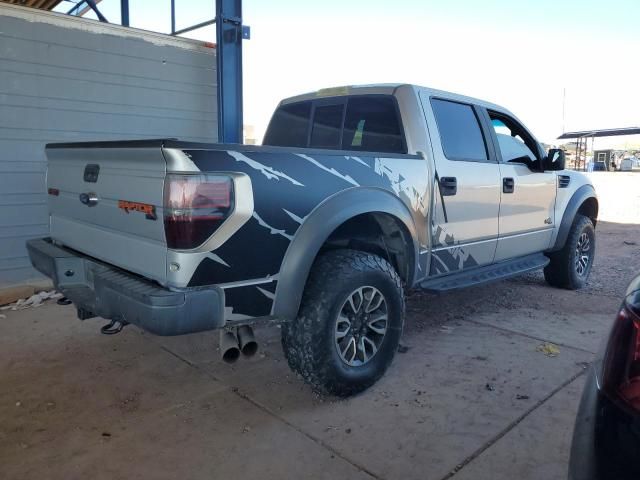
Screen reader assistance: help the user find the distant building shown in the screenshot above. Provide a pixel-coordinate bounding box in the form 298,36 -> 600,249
593,149 -> 624,171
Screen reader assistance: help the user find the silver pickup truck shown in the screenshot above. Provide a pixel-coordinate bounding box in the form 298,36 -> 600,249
28,84 -> 598,396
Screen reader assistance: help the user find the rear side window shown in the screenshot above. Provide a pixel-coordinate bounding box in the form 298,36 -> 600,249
263,101 -> 311,147
263,95 -> 406,154
342,96 -> 405,153
431,99 -> 488,161
310,104 -> 344,149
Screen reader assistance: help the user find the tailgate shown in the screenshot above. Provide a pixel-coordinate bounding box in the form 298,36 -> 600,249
45,142 -> 168,285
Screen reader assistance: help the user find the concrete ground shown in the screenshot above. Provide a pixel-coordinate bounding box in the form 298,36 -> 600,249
2,175 -> 639,480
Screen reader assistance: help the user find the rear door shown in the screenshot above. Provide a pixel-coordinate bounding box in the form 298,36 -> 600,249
45,144 -> 168,284
420,93 -> 502,275
483,110 -> 557,261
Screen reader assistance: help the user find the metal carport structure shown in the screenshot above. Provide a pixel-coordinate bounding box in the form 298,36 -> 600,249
0,0 -> 246,286
558,127 -> 640,171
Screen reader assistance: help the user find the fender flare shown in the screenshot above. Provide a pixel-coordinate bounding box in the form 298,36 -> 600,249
550,184 -> 598,252
272,187 -> 420,320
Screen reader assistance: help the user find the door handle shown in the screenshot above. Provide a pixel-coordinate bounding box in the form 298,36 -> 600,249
439,177 -> 457,196
503,177 -> 514,194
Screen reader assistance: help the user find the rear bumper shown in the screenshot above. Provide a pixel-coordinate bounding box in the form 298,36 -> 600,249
26,238 -> 225,336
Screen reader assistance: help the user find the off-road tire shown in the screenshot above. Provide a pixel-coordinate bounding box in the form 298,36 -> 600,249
281,249 -> 404,397
544,214 -> 595,290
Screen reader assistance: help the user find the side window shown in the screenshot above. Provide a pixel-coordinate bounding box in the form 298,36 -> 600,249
310,103 -> 344,149
489,112 -> 540,164
431,99 -> 488,161
264,95 -> 407,153
342,96 -> 406,153
263,101 -> 312,147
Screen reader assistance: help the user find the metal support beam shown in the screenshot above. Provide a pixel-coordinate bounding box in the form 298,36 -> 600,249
67,0 -> 90,16
67,1 -> 83,15
85,0 -> 108,23
170,0 -> 176,34
173,18 -> 216,36
216,0 -> 244,144
120,0 -> 129,26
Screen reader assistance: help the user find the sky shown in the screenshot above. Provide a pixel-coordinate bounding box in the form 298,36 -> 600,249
56,0 -> 640,147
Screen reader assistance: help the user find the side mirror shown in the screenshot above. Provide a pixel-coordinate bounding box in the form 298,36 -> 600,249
544,149 -> 566,171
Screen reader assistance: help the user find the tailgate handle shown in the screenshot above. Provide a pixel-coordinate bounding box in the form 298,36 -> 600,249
84,164 -> 100,183
79,192 -> 99,207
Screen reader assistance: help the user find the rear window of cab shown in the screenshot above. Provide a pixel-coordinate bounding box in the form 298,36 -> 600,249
263,95 -> 407,154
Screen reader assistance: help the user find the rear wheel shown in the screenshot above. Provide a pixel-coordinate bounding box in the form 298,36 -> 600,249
544,214 -> 595,289
281,249 -> 404,397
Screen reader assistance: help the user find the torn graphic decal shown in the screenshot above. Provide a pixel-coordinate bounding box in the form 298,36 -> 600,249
282,209 -> 305,224
430,225 -> 479,275
227,150 -> 304,186
256,286 -> 276,300
374,158 -> 427,214
296,153 -> 360,187
184,147 -> 429,318
345,155 -> 370,167
252,212 -> 294,241
207,252 -> 230,267
224,281 -> 277,318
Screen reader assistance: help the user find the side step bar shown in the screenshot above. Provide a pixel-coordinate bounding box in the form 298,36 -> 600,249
420,253 -> 550,292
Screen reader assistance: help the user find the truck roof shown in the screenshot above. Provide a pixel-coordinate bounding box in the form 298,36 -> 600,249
279,83 -> 509,114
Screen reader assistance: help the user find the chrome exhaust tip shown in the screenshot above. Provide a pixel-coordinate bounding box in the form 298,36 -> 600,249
237,325 -> 258,357
219,330 -> 241,364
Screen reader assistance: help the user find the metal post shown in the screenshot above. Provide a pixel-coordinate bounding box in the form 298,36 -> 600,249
120,0 -> 130,26
171,0 -> 176,34
579,137 -> 583,170
216,0 -> 244,144
85,0 -> 108,22
67,1 -> 85,16
173,19 -> 217,36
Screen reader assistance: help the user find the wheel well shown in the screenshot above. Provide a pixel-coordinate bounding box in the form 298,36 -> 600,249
319,212 -> 415,284
578,197 -> 598,226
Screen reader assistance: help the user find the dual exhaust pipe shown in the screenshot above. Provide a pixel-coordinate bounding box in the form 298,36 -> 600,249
219,326 -> 258,363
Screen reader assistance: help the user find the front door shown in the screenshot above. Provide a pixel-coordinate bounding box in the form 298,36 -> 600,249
420,93 -> 502,276
485,110 -> 557,261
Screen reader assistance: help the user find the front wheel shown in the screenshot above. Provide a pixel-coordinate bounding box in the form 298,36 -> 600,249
281,249 -> 404,397
544,214 -> 596,289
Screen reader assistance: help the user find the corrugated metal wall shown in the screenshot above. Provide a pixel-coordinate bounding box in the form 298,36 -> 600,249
0,5 -> 218,286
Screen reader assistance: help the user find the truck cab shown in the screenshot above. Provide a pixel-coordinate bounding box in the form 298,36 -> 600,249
264,84 -> 594,279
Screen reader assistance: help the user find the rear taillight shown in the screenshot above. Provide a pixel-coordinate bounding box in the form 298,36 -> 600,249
163,174 -> 234,250
602,304 -> 640,412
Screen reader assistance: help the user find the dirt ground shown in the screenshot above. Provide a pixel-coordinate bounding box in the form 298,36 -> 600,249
1,172 -> 639,480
